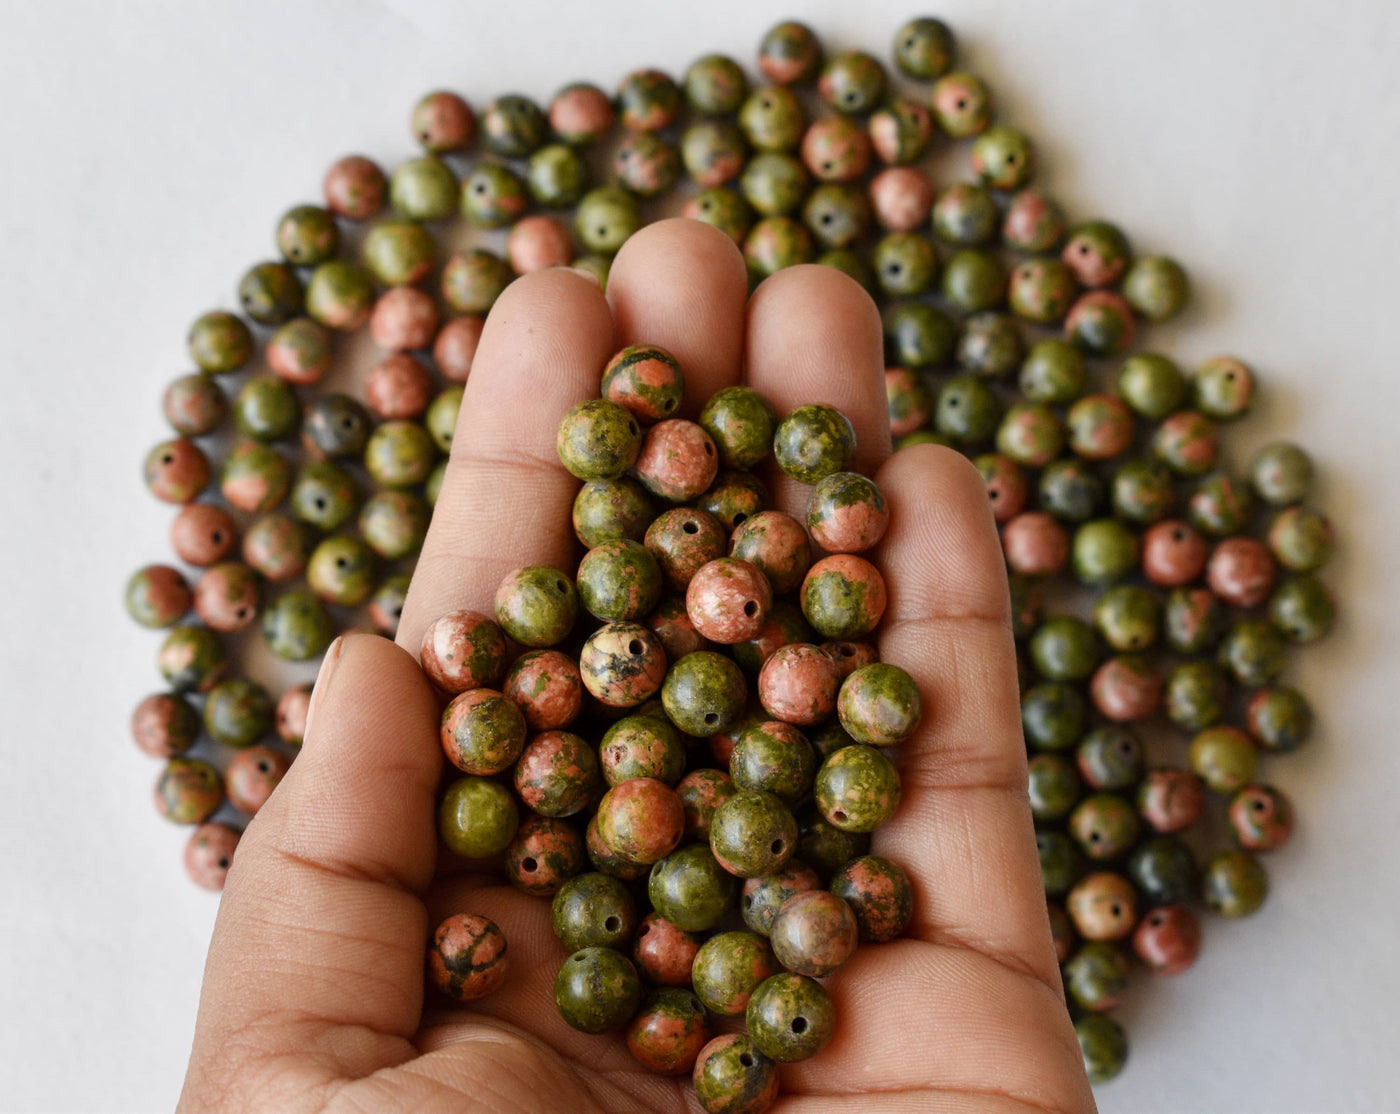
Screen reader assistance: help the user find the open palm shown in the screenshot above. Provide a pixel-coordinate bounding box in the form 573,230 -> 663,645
179,220 -> 1094,1114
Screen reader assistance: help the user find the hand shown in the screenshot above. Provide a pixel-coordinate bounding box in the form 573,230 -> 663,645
179,219 -> 1094,1114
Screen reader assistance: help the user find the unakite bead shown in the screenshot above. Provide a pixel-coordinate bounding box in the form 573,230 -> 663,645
1192,355 -> 1254,421
1039,459 -> 1103,523
260,589 -> 335,661
814,745 -> 900,833
867,101 -> 933,165
548,82 -> 614,145
1202,850 -> 1268,917
1247,686 -> 1313,753
1070,793 -> 1141,861
575,186 -> 642,255
305,260 -> 374,331
551,872 -> 637,952
1117,353 -> 1187,421
1229,784 -> 1295,852
440,688 -> 526,776
368,572 -> 411,636
125,565 -> 191,630
1217,617 -> 1288,686
155,757 -> 225,824
828,855 -> 913,943
942,248 -> 1006,313
818,50 -> 885,114
233,375 -> 299,444
957,312 -> 1023,377
772,404 -> 856,485
873,231 -> 938,297
323,154 -> 387,220
971,125 -> 1033,190
306,535 -> 373,607
997,403 -> 1064,467
1269,574 -> 1336,643
658,650 -> 744,737
1029,616 -> 1101,682
1128,835 -> 1199,906
220,440 -> 291,514
493,566 -> 578,648
683,188 -> 753,246
649,844 -> 739,933
361,220 -> 435,287
439,249 -> 512,315
1153,411 -> 1219,477
931,71 -> 991,137
893,16 -> 954,78
692,1033 -> 779,1114
692,931 -> 779,1017
362,420 -> 435,488
626,987 -> 710,1075
1077,726 -> 1146,791
1065,290 -> 1137,356
1038,830 -> 1087,897
163,374 -> 228,438
747,972 -> 835,1064
203,677 -> 273,748
1073,519 -> 1140,586
131,692 -> 200,759
1021,682 -> 1086,751
390,155 -> 458,221
1064,942 -> 1130,1012
576,540 -> 662,623
1165,660 -> 1229,731
684,53 -> 748,115
744,215 -> 815,278
739,85 -> 805,152
480,94 -> 547,157
710,790 -> 798,878
1248,442 -> 1314,505
1019,338 -> 1086,405
291,458 -> 359,535
731,721 -> 816,802
1189,725 -> 1257,793
145,438 -> 211,504
1003,187 -> 1067,252
554,947 -> 642,1034
439,775 -> 518,859
156,624 -> 227,693
1122,255 -> 1189,321
237,261 -> 302,326
526,143 -> 590,209
241,514 -> 309,583
1028,753 -> 1082,822
883,300 -> 957,368
188,310 -> 252,374
301,394 -> 369,459
601,716 -> 685,787
931,182 -> 997,245
1076,1014 -> 1128,1084
739,152 -> 809,217
1161,587 -> 1225,656
1112,459 -> 1176,525
1268,507 -> 1335,573
1067,394 -> 1134,461
573,478 -> 655,548
936,375 -> 1002,445
836,663 -> 921,746
699,388 -> 776,472
615,130 -> 683,198
555,399 -> 642,481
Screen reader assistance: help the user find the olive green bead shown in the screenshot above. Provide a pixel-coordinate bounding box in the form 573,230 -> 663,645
260,589 -> 335,661
1111,459 -> 1176,525
1248,685 -> 1313,753
220,441 -> 291,514
739,85 -> 805,152
556,400 -> 642,481
364,420 -> 437,488
872,232 -> 938,297
1021,682 -> 1086,751
1189,725 -> 1257,794
482,94 -> 548,157
746,973 -> 835,1063
1248,441 -> 1313,506
1117,353 -> 1187,421
1193,356 -> 1254,421
796,806 -> 870,880
971,125 -> 1034,190
693,1034 -> 778,1113
686,188 -> 754,244
551,872 -> 637,952
233,375 -> 299,443
648,844 -> 739,932
527,143 -> 591,209
941,248 -> 1006,313
439,775 -> 519,858
744,213 -> 816,278
1218,618 -> 1289,686
553,947 -> 643,1034
601,716 -> 685,786
307,535 -> 374,607
957,312 -> 1023,378
1064,942 -> 1130,1012
203,677 -> 273,748
692,931 -> 778,1017
732,723 -> 816,802
363,219 -> 436,286
1165,660 -> 1229,731
680,121 -> 744,189
1128,835 -> 1199,906
700,387 -> 776,471
1093,586 -> 1160,653
615,131 -> 682,199
1076,1014 -> 1129,1083
1077,726 -> 1145,791
883,300 -> 958,368
359,490 -> 430,560
305,260 -> 375,331
460,162 -> 530,228
1268,507 -> 1335,573
1122,255 -> 1190,322
162,373 -> 229,439
1038,829 -> 1087,898
1269,574 -> 1336,644
188,310 -> 253,375
1027,753 -> 1082,822
818,50 -> 886,114
773,404 -> 856,485
1164,587 -> 1228,655
276,204 -> 339,266
1039,459 -> 1104,523
710,791 -> 798,878
1072,519 -> 1140,587
935,375 -> 1002,445
495,566 -> 579,648
1019,339 -> 1086,405
1029,616 -> 1101,682
1202,850 -> 1268,918
662,651 -> 748,737
1069,793 -> 1141,861
575,187 -> 642,255
441,249 -> 513,315
996,403 -> 1065,467
424,460 -> 447,507
577,540 -> 662,622
739,152 -> 810,217
390,155 -> 459,221
237,261 -> 303,326
1189,472 -> 1254,537
931,182 -> 998,246
1152,410 -> 1219,477
931,71 -> 992,138
573,477 -> 655,547
893,16 -> 955,79
425,386 -> 463,454
685,53 -> 749,115
814,745 -> 900,833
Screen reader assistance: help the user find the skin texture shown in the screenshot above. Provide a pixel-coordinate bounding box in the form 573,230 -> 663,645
179,220 -> 1094,1114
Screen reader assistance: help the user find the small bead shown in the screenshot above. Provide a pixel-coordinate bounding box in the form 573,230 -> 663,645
183,822 -> 240,892
192,562 -> 260,633
627,988 -> 710,1075
225,744 -> 289,814
746,973 -> 835,1063
1066,871 -> 1137,941
1137,768 -> 1207,833
131,692 -> 200,759
554,947 -> 642,1034
268,318 -> 333,386
692,1033 -> 778,1114
429,914 -> 508,1002
692,931 -> 779,1016
829,855 -> 914,942
769,889 -> 858,977
1133,905 -> 1202,974
1202,850 -> 1269,918
581,622 -> 667,708
157,625 -> 227,693
323,155 -> 386,220
1229,784 -> 1295,852
125,565 -> 192,629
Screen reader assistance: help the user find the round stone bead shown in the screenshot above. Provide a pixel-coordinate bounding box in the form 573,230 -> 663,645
1066,871 -> 1138,942
220,440 -> 292,514
154,758 -> 224,825
1065,290 -> 1137,356
1123,255 -> 1190,321
475,93 -> 547,157
931,71 -> 991,137
676,770 -> 737,844
893,16 -> 954,77
290,460 -> 359,532
1247,686 -> 1314,753
691,390 -> 774,474
1064,941 -> 1130,1012
237,261 -> 302,326
1218,618 -> 1289,687
1038,830 -> 1088,898
1189,471 -> 1255,537
692,931 -> 780,1017
872,231 -> 938,297
1027,753 -> 1082,823
323,154 -> 386,220
274,684 -> 312,747
225,744 -> 289,814
754,643 -> 837,726
1063,221 -> 1131,287
1164,660 -> 1230,731
1268,507 -> 1335,573
1093,586 -> 1161,653
710,790 -> 798,878
241,515 -> 309,583
306,535 -> 374,607
575,186 -> 643,255
145,437 -> 211,505
814,745 -> 900,833
1067,394 -> 1134,461
697,471 -> 770,533
739,84 -> 805,153
1207,536 -> 1277,608
683,192 -> 751,250
1140,520 -> 1207,588
428,914 -> 509,1005
1021,682 -> 1086,752
360,490 -> 430,561
1202,850 -> 1269,918
265,320 -> 332,391
747,973 -> 835,1065
800,555 -> 887,640
1070,793 -> 1141,861
769,889 -> 858,977
817,50 -> 885,114
299,396 -> 368,462
801,115 -> 871,183
1077,726 -> 1145,791
184,823 -> 240,891
1248,441 -> 1314,505
438,775 -> 518,860
1002,511 -> 1070,577
634,420 -> 719,503
409,89 -> 474,153
1048,903 -> 1077,965
1073,519 -> 1140,586
1269,574 -> 1336,643
885,368 -> 934,439
1029,616 -> 1101,682
649,844 -> 739,933
1007,258 -> 1078,326
188,310 -> 253,375
1002,187 -> 1067,252
745,215 -> 815,281
555,947 -> 642,1035
305,261 -> 375,331
758,19 -> 822,84
574,478 -> 655,549
1163,587 -> 1227,655
1076,1014 -> 1129,1084
662,651 -> 747,737
1090,655 -> 1162,722
1009,576 -> 1043,641
125,565 -> 191,629
551,871 -> 638,951
507,214 -> 574,274
1229,784 -> 1295,852
1018,338 -> 1085,406
440,688 -> 526,777
936,375 -> 1002,445
632,912 -> 703,987
548,82 -> 613,145
1117,352 -> 1187,421
647,597 -> 713,664
595,778 -> 685,866
883,300 -> 958,368
830,855 -> 914,943
261,589 -> 335,662
163,373 -> 228,438
131,692 -> 200,759
555,399 -> 643,482
1128,835 -> 1199,907
503,650 -> 582,732
1133,905 -> 1202,975
942,248 -> 1006,313
1109,460 -> 1175,526
626,987 -> 710,1076
513,731 -> 600,818
971,125 -> 1034,190
1193,355 -> 1255,421
996,404 -> 1064,467
614,67 -> 680,131
493,566 -> 577,648
867,101 -> 933,166
1036,458 -> 1101,523
806,472 -> 889,554
598,347 -> 685,427
363,220 -> 436,286
522,143 -> 590,209
422,611 -> 512,695
837,663 -> 921,746
929,182 -> 995,246
368,573 -> 411,637
977,454 -> 1029,523
157,625 -> 227,693
727,512 -> 811,597
614,130 -> 682,198
203,676 -> 273,748
741,861 -> 821,937
731,721 -> 817,804
692,1033 -> 779,1114
600,715 -> 684,787
1137,768 -> 1207,833
440,249 -> 513,316
576,540 -> 663,624
580,622 -> 668,709
1189,725 -> 1258,794
686,559 -> 772,645
773,404 -> 856,485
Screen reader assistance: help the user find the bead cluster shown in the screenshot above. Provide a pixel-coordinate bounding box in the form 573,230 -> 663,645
124,13 -> 1335,1087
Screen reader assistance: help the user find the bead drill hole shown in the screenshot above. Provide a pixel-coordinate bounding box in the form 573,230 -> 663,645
733,513 -> 747,525
162,454 -> 174,465
703,441 -> 714,455
1150,913 -> 1165,926
1110,903 -> 1121,916
683,521 -> 699,534
556,579 -> 568,593
833,810 -> 847,822
522,856 -> 538,871
628,639 -> 644,655
739,1053 -> 754,1067
605,915 -> 621,932
792,1016 -> 808,1033
769,839 -> 784,854
743,600 -> 758,617
704,713 -> 719,726
257,761 -> 270,773
218,857 -> 229,869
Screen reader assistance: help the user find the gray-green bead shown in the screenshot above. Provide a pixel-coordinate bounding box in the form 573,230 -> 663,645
1019,339 -> 1086,405
237,261 -> 303,326
814,745 -> 900,833
551,872 -> 637,952
1076,1013 -> 1129,1083
203,676 -> 274,748
553,947 -> 643,1034
1122,256 -> 1190,322
290,460 -> 360,532
390,155 -> 459,221
575,187 -> 643,255
363,420 -> 438,488
556,399 -> 643,481
233,376 -> 300,443
648,843 -> 739,932
1117,353 -> 1186,420
661,651 -> 748,737
1248,442 -> 1314,506
260,589 -> 335,661
527,143 -> 591,208
1268,575 -> 1336,644
276,204 -> 339,266
746,972 -> 835,1063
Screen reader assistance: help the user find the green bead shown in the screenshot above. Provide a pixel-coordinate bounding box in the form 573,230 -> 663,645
576,540 -> 662,622
1122,255 -> 1190,322
527,143 -> 590,209
481,94 -> 548,157
233,375 -> 299,443
739,85 -> 805,152
616,68 -> 681,130
237,261 -> 303,326
573,477 -> 655,548
1117,353 -> 1186,420
1021,682 -> 1086,751
685,188 -> 753,244
1268,507 -> 1335,573
1029,616 -> 1101,682
1153,410 -> 1219,477
836,663 -> 920,747
203,677 -> 273,748
1039,458 -> 1104,523
495,566 -> 579,648
1064,942 -> 1130,1012
438,775 -> 519,858
551,872 -> 637,952
1164,587 -> 1227,655
1066,292 -> 1136,356
685,53 -> 749,114
1019,338 -> 1086,405
773,404 -> 856,484
971,125 -> 1034,190
893,17 -> 954,78
732,722 -> 816,802
648,843 -> 738,932
693,1034 -> 778,1114
1069,793 -> 1141,860
957,312 -> 1023,377
1093,586 -> 1160,653
710,791 -> 798,877
155,757 -> 225,824
615,131 -> 682,199
758,20 -> 822,85
460,162 -> 529,228
931,182 -> 998,246
305,260 -> 375,331
932,70 -> 993,136
1038,830 -> 1087,897
1189,472 -> 1254,537
363,420 -> 436,488
575,187 -> 642,255
1165,660 -> 1229,731
1202,850 -> 1268,917
661,651 -> 747,737
306,535 -> 374,607
1128,835 -> 1199,906
1002,187 -> 1067,252
556,400 -> 642,482
935,375 -> 1002,445
276,204 -> 339,266
872,231 -> 938,297
1217,618 -> 1288,686
553,947 -> 642,1033
747,972 -> 835,1063
390,155 -> 458,221
740,152 -> 810,217
260,589 -> 335,661
1076,1013 -> 1129,1083
1076,726 -> 1144,791
818,51 -> 886,114
359,490 -> 430,560
241,514 -> 310,582
220,440 -> 292,513
162,373 -> 228,437
883,300 -> 958,368
601,716 -> 685,786
814,745 -> 900,833
1072,519 -> 1139,587
188,310 -> 252,374
692,931 -> 778,1016
1247,686 -> 1313,753
1111,459 -> 1176,525
1269,575 -> 1335,644
363,219 -> 436,286
700,387 -> 776,471
441,249 -> 513,315
942,248 -> 1006,313
996,403 -> 1064,467
1192,356 -> 1254,421
425,386 -> 463,454
867,99 -> 934,164
796,806 -> 870,880
1027,753 -> 1082,822
1248,441 -> 1314,506
681,120 -> 746,189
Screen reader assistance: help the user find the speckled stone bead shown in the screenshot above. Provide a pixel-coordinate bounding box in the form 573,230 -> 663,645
625,987 -> 711,1076
407,89 -> 474,153
1002,511 -> 1070,577
183,822 -> 240,891
739,152 -> 809,218
691,931 -> 780,1018
731,720 -> 817,803
1139,519 -> 1206,588
829,855 -> 914,943
1065,290 -> 1136,356
1133,905 -> 1201,975
1076,726 -> 1145,792
299,396 -> 367,462
1165,660 -> 1229,731
305,261 -> 375,331
752,643 -> 834,725
1229,784 -> 1295,852
647,596 -> 713,663
1076,1014 -> 1128,1084
237,261 -> 302,326
1107,460 -> 1172,527
1027,753 -> 1082,822
368,572 -> 412,637
976,454 -> 1029,523
931,71 -> 991,137
240,514 -> 309,583
221,440 -> 292,514
427,914 -> 509,1005
1073,518 -> 1140,587
649,843 -> 739,933
1163,586 -> 1227,655
800,554 -> 887,641
892,16 -> 954,77
710,790 -> 798,878
596,778 -> 685,867
1067,871 -> 1138,942
188,310 -> 253,375
501,651 -> 581,731
1029,616 -> 1101,682
996,403 -> 1064,468
163,373 -> 228,438
1202,850 -> 1268,918
934,375 -> 1001,445
361,489 -> 431,560
601,716 -> 685,787
883,299 -> 958,368
660,652 -> 747,738
1154,411 -> 1221,478
816,50 -> 885,114
872,231 -> 938,297
1064,941 -> 1130,1012
440,688 -> 526,776
155,757 -> 224,824
746,972 -> 835,1066
1070,793 -> 1141,862
1062,221 -> 1130,288
1009,575 -> 1043,641
1066,394 -> 1133,462
814,744 -> 900,833
1092,585 -> 1160,653
1127,835 -> 1199,907
613,68 -> 680,132
1206,536 -> 1277,609
1249,441 -> 1315,505
289,460 -> 359,532
1091,654 -> 1162,722
769,889 -> 858,978
575,540 -> 662,624
615,130 -> 682,199
1007,258 -> 1077,327
1189,725 -> 1258,794
1036,458 -> 1101,523
548,82 -> 613,145
1048,903 -> 1077,964
362,220 -> 437,287
885,368 -> 934,439
157,625 -> 227,693
803,473 -> 886,555
550,871 -> 638,951
1038,830 -> 1087,898
772,404 -> 857,485
942,248 -> 1006,314
588,818 -> 653,883
306,535 -> 374,607
836,663 -> 921,747
801,116 -> 872,185
1192,355 -> 1254,421
492,566 -> 577,648
630,912 -> 701,987
260,589 -> 334,661
580,622 -> 668,708
125,565 -> 192,630
1137,768 -> 1206,833
1002,187 -> 1067,252
440,248 -> 513,315
723,515 -> 807,599
225,744 -> 288,814
633,420 -> 719,502
513,730 -> 600,818
323,154 -> 386,220
575,478 -> 657,550
1117,353 -> 1186,421
476,93 -> 547,157
1021,682 -> 1086,752
1122,255 -> 1189,321
867,101 -> 934,167
1189,471 -> 1254,537
971,125 -> 1034,190
1268,507 -> 1335,573
692,1032 -> 779,1114
202,676 -> 273,748
1269,574 -> 1336,644
131,692 -> 200,760
1218,617 -> 1288,686
682,558 -> 768,644
575,186 -> 643,255
1247,686 -> 1314,753
696,471 -> 770,534
741,861 -> 820,937
145,437 -> 211,505
555,946 -> 643,1034
1016,339 -> 1084,408
673,770 -> 735,844
510,214 -> 574,273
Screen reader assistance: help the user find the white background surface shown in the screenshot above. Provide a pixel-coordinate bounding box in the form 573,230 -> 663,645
1,1 -> 1398,1110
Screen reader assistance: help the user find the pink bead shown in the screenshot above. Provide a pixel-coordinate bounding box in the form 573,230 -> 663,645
687,558 -> 773,644
365,353 -> 433,420
275,684 -> 312,745
370,287 -> 440,352
1133,906 -> 1201,975
595,778 -> 685,865
1002,512 -> 1070,577
433,316 -> 484,384
507,215 -> 574,274
192,562 -> 260,632
421,610 -> 509,693
633,912 -> 702,986
428,913 -> 509,1001
549,84 -> 614,143
323,155 -> 386,221
1090,656 -> 1163,722
183,822 -> 241,892
758,643 -> 840,726
1207,536 -> 1277,608
635,420 -> 719,503
1142,520 -> 1208,587
170,503 -> 237,567
1138,768 -> 1205,833
225,745 -> 290,815
868,167 -> 934,231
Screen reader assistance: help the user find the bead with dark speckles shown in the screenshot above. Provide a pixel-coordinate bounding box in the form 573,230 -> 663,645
633,419 -> 719,502
513,730 -> 600,819
580,622 -> 668,708
1248,441 -> 1314,506
155,757 -> 224,824
1137,768 -> 1206,833
595,778 -> 685,866
1064,941 -> 1130,1012
441,249 -> 513,315
814,745 -> 900,832
747,973 -> 835,1064
429,914 -> 508,1004
692,1032 -> 779,1114
131,692 -> 200,759
157,625 -> 227,693
225,744 -> 288,814
1077,726 -> 1144,791
773,404 -> 856,485
203,676 -> 272,748
555,947 -> 642,1034
1202,850 -> 1268,917
800,554 -> 886,640
1020,682 -> 1085,751
829,855 -> 913,943
440,688 -> 526,776
1133,905 -> 1201,974
162,373 -> 228,438
757,643 -> 839,726
692,931 -> 779,1016
1077,1014 -> 1128,1084
241,515 -> 309,584
1247,686 -> 1313,753
574,477 -> 656,550
577,541 -> 663,623
237,261 -> 302,326
662,651 -> 747,736
627,987 -> 710,1076
495,566 -> 579,648
633,912 -> 702,987
710,790 -> 798,878
551,871 -> 637,951
731,720 -> 816,803
837,662 -> 921,746
742,860 -> 821,936
1269,574 -> 1336,644
769,889 -> 858,977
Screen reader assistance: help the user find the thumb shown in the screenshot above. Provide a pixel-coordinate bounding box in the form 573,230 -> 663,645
182,633 -> 442,1102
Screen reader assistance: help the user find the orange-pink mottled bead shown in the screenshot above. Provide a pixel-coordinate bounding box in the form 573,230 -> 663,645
1142,520 -> 1208,587
170,503 -> 237,567
226,745 -> 290,815
507,215 -> 574,274
433,315 -> 484,384
365,354 -> 433,420
868,166 -> 934,232
1207,536 -> 1277,608
687,558 -> 773,644
429,913 -> 509,1001
1002,511 -> 1070,577
184,822 -> 241,892
504,649 -> 584,730
758,643 -> 840,726
370,287 -> 440,352
634,420 -> 719,503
